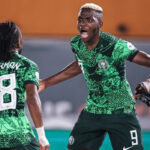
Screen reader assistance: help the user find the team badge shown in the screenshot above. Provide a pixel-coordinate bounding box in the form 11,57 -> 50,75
69,136 -> 75,145
98,59 -> 109,70
127,42 -> 136,50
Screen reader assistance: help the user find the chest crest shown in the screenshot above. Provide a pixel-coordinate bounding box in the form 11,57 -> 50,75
98,59 -> 109,70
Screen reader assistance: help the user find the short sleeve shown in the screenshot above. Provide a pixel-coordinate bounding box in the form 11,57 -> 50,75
112,39 -> 139,62
70,34 -> 81,54
72,48 -> 76,54
24,62 -> 39,88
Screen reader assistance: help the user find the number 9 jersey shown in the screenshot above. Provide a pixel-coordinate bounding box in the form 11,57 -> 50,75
0,52 -> 39,148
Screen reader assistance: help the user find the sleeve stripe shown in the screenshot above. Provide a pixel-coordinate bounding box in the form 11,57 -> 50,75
24,80 -> 39,89
127,50 -> 139,62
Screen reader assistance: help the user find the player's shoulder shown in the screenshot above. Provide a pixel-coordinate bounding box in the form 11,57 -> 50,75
70,34 -> 82,52
115,38 -> 137,51
15,53 -> 38,68
101,31 -> 118,44
71,34 -> 81,43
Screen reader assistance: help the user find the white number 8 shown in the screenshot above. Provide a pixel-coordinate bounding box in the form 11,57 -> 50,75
0,73 -> 16,111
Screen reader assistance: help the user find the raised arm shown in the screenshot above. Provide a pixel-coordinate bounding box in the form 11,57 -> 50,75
132,51 -> 150,91
39,60 -> 82,93
132,51 -> 150,67
26,84 -> 50,150
132,51 -> 150,106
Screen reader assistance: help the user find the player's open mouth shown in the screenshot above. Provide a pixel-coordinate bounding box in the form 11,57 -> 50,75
80,29 -> 88,39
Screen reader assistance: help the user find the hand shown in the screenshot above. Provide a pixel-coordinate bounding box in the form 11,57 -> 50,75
38,137 -> 50,150
134,82 -> 150,106
38,79 -> 46,93
39,143 -> 50,150
134,83 -> 145,99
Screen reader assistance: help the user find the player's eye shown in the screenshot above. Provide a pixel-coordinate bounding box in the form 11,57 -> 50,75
86,18 -> 93,23
78,17 -> 93,23
78,17 -> 83,23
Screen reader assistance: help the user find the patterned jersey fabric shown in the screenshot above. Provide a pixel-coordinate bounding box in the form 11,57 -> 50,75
71,31 -> 139,114
0,52 -> 39,148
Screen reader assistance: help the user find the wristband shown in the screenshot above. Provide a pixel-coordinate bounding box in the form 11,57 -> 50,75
36,126 -> 45,137
36,126 -> 49,146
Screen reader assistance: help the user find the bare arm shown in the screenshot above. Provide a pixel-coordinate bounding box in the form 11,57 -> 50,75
26,84 -> 43,127
132,51 -> 150,67
39,60 -> 82,92
26,84 -> 49,150
132,51 -> 150,100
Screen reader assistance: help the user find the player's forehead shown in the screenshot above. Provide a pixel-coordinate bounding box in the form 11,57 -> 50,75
78,8 -> 96,18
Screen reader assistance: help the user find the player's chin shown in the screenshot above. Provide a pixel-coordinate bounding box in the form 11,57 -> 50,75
80,36 -> 90,43
81,38 -> 88,42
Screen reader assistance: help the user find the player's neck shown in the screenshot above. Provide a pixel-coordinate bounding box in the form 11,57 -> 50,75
85,32 -> 100,50
11,48 -> 19,54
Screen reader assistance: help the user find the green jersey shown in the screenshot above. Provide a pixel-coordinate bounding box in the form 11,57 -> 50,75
71,31 -> 139,114
0,52 -> 39,148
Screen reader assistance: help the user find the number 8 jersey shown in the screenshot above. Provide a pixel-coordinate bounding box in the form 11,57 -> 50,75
0,52 -> 39,148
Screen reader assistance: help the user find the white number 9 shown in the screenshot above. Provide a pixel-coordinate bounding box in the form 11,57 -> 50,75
130,130 -> 138,145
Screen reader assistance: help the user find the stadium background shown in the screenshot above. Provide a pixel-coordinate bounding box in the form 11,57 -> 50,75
1,0 -> 150,149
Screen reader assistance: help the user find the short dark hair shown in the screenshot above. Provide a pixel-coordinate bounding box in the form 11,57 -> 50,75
0,21 -> 20,61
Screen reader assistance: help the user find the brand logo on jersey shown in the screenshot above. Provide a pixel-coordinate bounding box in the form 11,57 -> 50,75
98,59 -> 109,70
69,136 -> 75,145
123,146 -> 133,150
127,42 -> 136,50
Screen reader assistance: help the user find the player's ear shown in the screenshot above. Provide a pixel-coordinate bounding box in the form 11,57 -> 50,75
18,38 -> 23,48
15,38 -> 22,54
99,21 -> 103,28
18,39 -> 23,54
